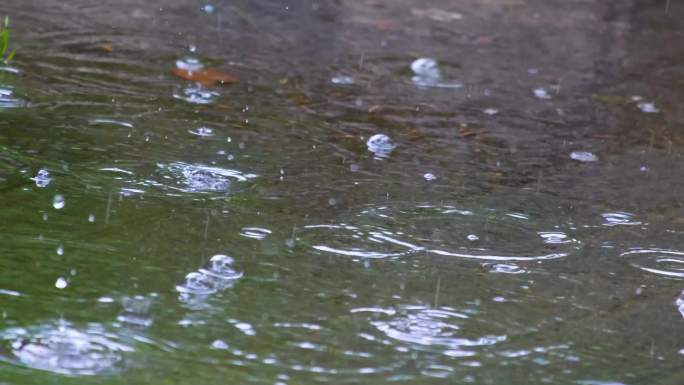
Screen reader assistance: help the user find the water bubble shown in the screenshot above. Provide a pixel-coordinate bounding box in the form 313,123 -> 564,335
52,194 -> 65,210
570,151 -> 598,162
366,134 -> 396,159
637,102 -> 659,113
188,126 -> 214,137
55,277 -> 68,289
31,169 -> 52,188
331,75 -> 354,85
533,88 -> 552,100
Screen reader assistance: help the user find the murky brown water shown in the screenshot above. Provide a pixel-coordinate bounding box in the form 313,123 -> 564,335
2,1 -> 684,384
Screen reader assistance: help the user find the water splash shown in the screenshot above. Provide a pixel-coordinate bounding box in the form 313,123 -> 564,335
0,320 -> 134,376
176,254 -> 243,307
156,162 -> 257,193
31,169 -> 52,188
173,86 -> 219,105
410,58 -> 462,88
366,134 -> 396,159
570,151 -> 598,163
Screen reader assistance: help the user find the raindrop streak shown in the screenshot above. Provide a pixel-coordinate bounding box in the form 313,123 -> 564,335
52,194 -> 65,210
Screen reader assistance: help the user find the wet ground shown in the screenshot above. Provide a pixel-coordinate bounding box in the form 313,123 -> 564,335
2,0 -> 684,384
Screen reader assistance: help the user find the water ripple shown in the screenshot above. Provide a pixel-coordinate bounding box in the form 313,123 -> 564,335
367,305 -> 506,351
620,248 -> 684,278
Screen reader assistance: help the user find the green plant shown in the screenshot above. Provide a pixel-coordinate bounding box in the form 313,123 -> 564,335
0,16 -> 16,65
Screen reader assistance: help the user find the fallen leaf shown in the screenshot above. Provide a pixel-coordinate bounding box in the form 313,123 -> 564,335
173,68 -> 238,86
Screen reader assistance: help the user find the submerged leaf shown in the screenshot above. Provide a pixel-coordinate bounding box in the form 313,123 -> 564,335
173,68 -> 238,86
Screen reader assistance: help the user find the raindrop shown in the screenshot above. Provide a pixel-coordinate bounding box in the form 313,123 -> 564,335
52,195 -> 65,210
56,245 -> 64,256
483,108 -> 499,116
467,234 -> 479,241
88,214 -> 95,223
423,173 -> 437,181
570,151 -> 598,162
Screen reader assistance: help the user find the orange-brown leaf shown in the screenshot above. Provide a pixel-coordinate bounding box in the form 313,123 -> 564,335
173,68 -> 238,86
